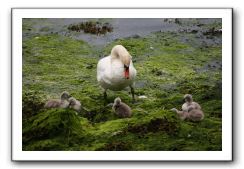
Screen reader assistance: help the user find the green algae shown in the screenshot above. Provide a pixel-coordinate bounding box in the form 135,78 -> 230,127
22,21 -> 222,151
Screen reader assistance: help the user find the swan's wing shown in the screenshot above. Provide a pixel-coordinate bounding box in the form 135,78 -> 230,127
97,57 -> 109,82
97,56 -> 113,85
97,60 -> 104,82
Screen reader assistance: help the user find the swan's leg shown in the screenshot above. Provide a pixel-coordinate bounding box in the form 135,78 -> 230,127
103,89 -> 108,105
130,85 -> 135,103
103,89 -> 107,100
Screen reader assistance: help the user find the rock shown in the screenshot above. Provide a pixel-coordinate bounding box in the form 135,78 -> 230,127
138,95 -> 148,99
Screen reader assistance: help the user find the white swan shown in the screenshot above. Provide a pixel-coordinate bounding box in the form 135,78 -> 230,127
97,45 -> 137,101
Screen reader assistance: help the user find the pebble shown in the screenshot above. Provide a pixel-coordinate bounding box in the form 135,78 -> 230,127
138,95 -> 148,99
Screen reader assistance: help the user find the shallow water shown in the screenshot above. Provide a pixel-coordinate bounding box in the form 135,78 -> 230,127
23,18 -> 221,47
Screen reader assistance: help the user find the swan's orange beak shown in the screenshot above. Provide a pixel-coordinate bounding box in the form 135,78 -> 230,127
124,66 -> 129,79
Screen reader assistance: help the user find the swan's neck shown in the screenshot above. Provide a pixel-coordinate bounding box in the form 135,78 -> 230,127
111,45 -> 131,66
111,54 -> 130,66
111,54 -> 131,79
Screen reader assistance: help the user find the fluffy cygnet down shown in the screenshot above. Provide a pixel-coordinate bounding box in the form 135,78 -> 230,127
187,109 -> 204,122
44,91 -> 70,109
68,97 -> 82,112
171,108 -> 204,122
182,94 -> 201,112
112,97 -> 132,118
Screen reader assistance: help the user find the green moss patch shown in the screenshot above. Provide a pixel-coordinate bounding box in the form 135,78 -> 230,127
22,20 -> 222,151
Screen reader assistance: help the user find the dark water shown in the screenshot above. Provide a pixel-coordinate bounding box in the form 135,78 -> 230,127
23,18 -> 221,47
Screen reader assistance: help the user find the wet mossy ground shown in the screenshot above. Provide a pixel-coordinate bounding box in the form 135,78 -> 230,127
22,19 -> 222,151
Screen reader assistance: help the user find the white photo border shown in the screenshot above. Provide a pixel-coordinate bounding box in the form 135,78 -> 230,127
12,8 -> 233,161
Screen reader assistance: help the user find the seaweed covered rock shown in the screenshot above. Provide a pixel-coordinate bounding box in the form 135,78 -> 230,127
82,106 -> 116,123
23,109 -> 87,150
91,110 -> 180,151
98,140 -> 133,151
22,19 -> 222,151
127,110 -> 180,136
67,21 -> 113,35
22,90 -> 46,120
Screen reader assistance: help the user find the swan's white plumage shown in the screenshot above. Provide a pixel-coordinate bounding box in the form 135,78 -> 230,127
97,45 -> 137,91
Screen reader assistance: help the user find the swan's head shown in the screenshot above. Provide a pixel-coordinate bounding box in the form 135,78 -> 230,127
123,63 -> 130,79
111,45 -> 132,79
60,91 -> 70,100
120,51 -> 131,80
184,94 -> 193,103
